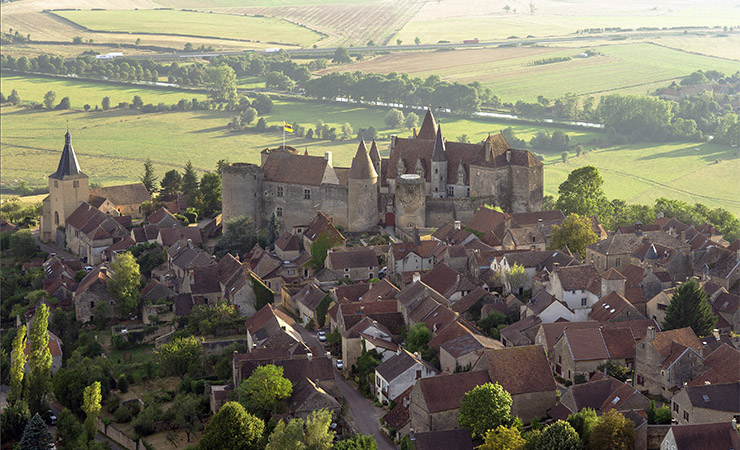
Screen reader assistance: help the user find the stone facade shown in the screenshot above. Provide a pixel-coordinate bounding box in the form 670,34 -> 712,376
671,383 -> 740,424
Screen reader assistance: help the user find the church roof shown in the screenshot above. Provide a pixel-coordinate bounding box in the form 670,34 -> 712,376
417,109 -> 437,140
50,131 -> 85,180
431,124 -> 447,162
349,140 -> 377,179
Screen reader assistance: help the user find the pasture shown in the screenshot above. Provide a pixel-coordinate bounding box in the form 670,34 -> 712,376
53,9 -> 323,47
317,42 -> 740,102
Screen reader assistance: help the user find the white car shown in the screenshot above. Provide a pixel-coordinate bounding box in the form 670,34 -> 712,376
336,359 -> 343,370
317,331 -> 326,342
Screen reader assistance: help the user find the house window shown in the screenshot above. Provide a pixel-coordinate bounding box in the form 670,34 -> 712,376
416,370 -> 422,379
558,355 -> 562,364
673,402 -> 679,413
276,207 -> 283,217
683,411 -> 689,422
615,257 -> 621,267
73,180 -> 79,188
277,186 -> 283,197
369,273 -> 373,279
90,301 -> 95,309
304,189 -> 311,200
54,180 -> 58,188
581,298 -> 587,306
658,304 -> 667,311
447,186 -> 454,197
637,374 -> 644,385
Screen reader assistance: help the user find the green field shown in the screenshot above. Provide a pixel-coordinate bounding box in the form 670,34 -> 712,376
155,0 -> 377,6
1,74 -> 208,110
54,9 -> 322,47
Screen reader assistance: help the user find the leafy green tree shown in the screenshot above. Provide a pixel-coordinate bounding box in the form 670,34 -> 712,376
384,108 -> 405,128
215,216 -> 260,259
266,211 -> 280,249
404,112 -> 419,129
506,263 -> 529,295
182,160 -> 200,203
415,36 -> 421,45
0,400 -> 30,442
662,278 -> 716,336
27,304 -> 51,415
556,166 -> 611,224
252,94 -> 273,115
341,122 -> 354,140
101,96 -> 110,110
8,89 -> 21,105
170,393 -> 201,442
156,336 -> 202,379
458,382 -> 513,438
132,95 -> 144,109
595,361 -> 630,382
9,324 -> 27,405
19,413 -> 53,450
9,230 -> 38,260
334,434 -> 378,450
199,401 -> 264,450
160,169 -> 182,194
43,91 -> 56,109
238,364 -> 292,418
266,409 -> 334,450
207,64 -> 238,102
332,47 -> 351,64
56,408 -> 84,450
309,231 -> 339,271
199,171 -> 222,218
480,425 -> 526,450
140,158 -> 158,194
566,408 -> 599,444
549,214 -> 598,258
647,400 -> 671,424
588,410 -> 635,450
56,97 -> 71,110
536,420 -> 582,450
405,323 -> 431,354
82,381 -> 102,440
107,253 -> 141,317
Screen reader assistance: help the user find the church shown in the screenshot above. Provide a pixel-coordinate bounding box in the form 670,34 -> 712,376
222,109 -> 543,233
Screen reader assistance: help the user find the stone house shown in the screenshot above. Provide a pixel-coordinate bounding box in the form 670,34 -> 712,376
502,227 -> 546,252
301,211 -> 346,256
90,183 -> 151,219
660,421 -> 740,450
341,317 -> 395,370
533,319 -> 657,357
439,332 -> 503,373
499,249 -> 578,293
166,238 -> 214,283
589,291 -> 646,322
244,303 -> 303,352
586,228 -> 690,274
375,349 -> 439,404
131,224 -> 161,245
712,291 -> 740,333
217,253 -> 264,317
73,266 -> 115,323
432,221 -> 477,247
555,374 -> 650,418
691,245 -> 740,290
687,344 -> 740,387
381,386 -> 413,440
395,277 -> 448,324
499,316 -> 542,348
671,382 -> 740,424
420,263 -> 477,303
550,327 -> 635,382
634,327 -> 705,397
547,264 -> 601,321
275,231 -> 303,261
388,240 -> 447,277
290,281 -> 328,326
285,378 -> 341,420
147,207 -> 181,229
140,279 -> 176,304
233,351 -> 335,396
646,288 -> 675,326
360,333 -> 399,362
325,248 -> 379,282
157,227 -> 203,248
64,202 -> 128,265
472,346 -> 558,423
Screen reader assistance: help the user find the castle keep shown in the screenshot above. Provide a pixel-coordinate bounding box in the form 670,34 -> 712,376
222,109 -> 543,232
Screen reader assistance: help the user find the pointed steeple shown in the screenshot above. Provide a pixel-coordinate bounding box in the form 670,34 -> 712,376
431,124 -> 447,162
50,131 -> 83,180
348,140 -> 377,179
417,108 -> 437,140
369,139 -> 381,166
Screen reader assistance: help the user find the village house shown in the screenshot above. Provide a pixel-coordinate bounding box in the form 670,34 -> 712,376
499,315 -> 542,348
589,291 -> 646,322
549,327 -> 636,382
646,288 -> 675,326
73,266 -> 115,323
284,377 -> 341,420
147,207 -> 181,229
502,227 -> 546,252
660,421 -> 740,450
325,248 -> 379,282
553,374 -> 650,419
687,344 -> 740,388
634,327 -> 705,397
388,239 -> 447,279
274,231 -> 303,261
340,311 -> 403,370
712,291 -> 740,333
432,221 -> 477,247
420,263 -> 477,303
546,264 -> 601,321
533,319 -> 658,356
375,349 -> 439,404
243,303 -> 303,352
691,245 -> 740,291
90,183 -> 151,219
671,382 -> 740,425
439,332 -> 503,373
289,281 -> 328,326
64,202 -> 128,265
232,350 -> 335,396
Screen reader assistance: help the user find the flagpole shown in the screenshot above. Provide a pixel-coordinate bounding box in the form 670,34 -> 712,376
283,121 -> 285,149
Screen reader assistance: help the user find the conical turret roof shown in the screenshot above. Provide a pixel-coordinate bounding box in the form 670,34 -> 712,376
431,124 -> 447,162
369,139 -> 381,165
50,131 -> 84,180
417,108 -> 437,140
349,140 -> 377,179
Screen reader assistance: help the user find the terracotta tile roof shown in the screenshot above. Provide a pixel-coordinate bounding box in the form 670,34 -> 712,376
190,265 -> 221,295
381,385 -> 412,430
589,291 -> 641,322
140,279 -> 176,301
539,319 -> 657,353
246,303 -> 298,338
420,263 -> 474,298
588,231 -> 688,256
147,207 -> 177,226
432,223 -> 474,245
525,290 -> 558,315
668,422 -> 740,450
417,370 -> 491,413
554,264 -> 601,293
112,215 -> 132,228
511,210 -> 565,226
334,283 -> 370,302
362,279 -> 399,301
359,333 -> 398,352
428,319 -> 474,350
481,346 -> 556,395
417,109 -> 437,140
689,344 -> 740,386
500,315 -> 541,344
561,328 -> 610,360
90,183 -> 151,206
602,267 -> 627,280
217,253 -> 243,285
391,240 -> 447,260
414,429 -> 474,450
293,282 -> 327,310
159,227 -> 203,247
451,287 -> 489,314
651,327 -> 703,360
409,299 -> 456,333
303,211 -> 345,243
275,232 -> 302,253
24,332 -> 62,357
567,376 -> 646,413
75,267 -> 111,295
466,208 -> 508,236
713,292 -> 740,315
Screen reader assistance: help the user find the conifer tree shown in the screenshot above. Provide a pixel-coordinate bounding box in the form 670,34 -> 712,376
140,158 -> 158,194
182,160 -> 200,204
662,278 -> 716,337
19,413 -> 53,450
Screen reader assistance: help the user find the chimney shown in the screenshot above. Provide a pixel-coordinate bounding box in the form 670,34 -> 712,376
537,218 -> 543,233
390,135 -> 397,149
187,238 -> 193,248
413,227 -> 421,246
657,211 -> 664,220
413,272 -> 421,283
307,352 -> 313,362
732,418 -> 737,431
712,328 -> 720,340
634,222 -> 642,233
505,150 -> 511,163
412,128 -> 417,138
454,220 -> 461,230
553,262 -> 560,272
409,428 -> 416,441
647,326 -> 656,341
680,230 -> 686,242
324,151 -> 333,166
403,396 -> 409,407
396,347 -> 401,355
485,141 -> 492,161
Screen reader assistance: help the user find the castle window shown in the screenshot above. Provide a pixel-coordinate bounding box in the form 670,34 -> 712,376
54,211 -> 59,225
277,186 -> 283,197
447,186 -> 454,197
54,180 -> 58,188
616,258 -> 621,267
683,411 -> 689,422
276,207 -> 283,217
396,159 -> 405,177
532,235 -> 536,242
304,189 -> 311,200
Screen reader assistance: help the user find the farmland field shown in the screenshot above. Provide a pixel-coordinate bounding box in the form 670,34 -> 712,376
53,9 -> 323,47
317,43 -> 740,102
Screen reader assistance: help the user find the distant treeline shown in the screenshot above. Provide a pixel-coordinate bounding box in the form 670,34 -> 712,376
528,56 -> 571,66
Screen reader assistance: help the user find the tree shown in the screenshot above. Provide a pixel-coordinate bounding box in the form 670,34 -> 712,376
341,122 -> 354,140
171,393 -> 201,442
252,94 -> 273,114
182,160 -> 200,203
480,425 -> 526,450
588,410 -> 635,450
458,382 -> 512,438
156,336 -> 202,379
9,230 -> 38,260
132,95 -> 144,109
82,381 -> 101,440
332,47 -> 351,64
160,169 -> 182,194
215,216 -> 262,259
505,263 -> 529,294
556,166 -> 611,223
27,304 -> 51,415
9,324 -> 27,405
1,400 -> 30,442
9,89 -> 21,105
266,409 -> 334,450
238,364 -> 292,419
309,231 -> 339,271
56,408 -> 84,450
415,36 -> 421,45
266,211 -> 280,249
549,214 -> 598,258
207,64 -> 238,102
19,413 -> 53,450
199,401 -> 264,450
662,278 -> 716,336
334,434 -> 378,450
595,361 -> 630,382
107,253 -> 141,317
405,323 -> 431,354
43,91 -> 56,109
536,420 -> 583,450
101,96 -> 110,110
56,97 -> 71,110
384,108 -> 405,128
199,171 -> 222,218
140,158 -> 158,194
566,408 -> 599,444
404,112 -> 419,129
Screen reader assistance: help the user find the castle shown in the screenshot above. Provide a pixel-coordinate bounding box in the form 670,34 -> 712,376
222,109 -> 543,232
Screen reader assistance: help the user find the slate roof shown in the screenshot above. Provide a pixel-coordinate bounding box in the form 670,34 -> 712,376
275,232 -> 302,253
414,429 -> 474,450
76,267 -> 111,295
140,279 -> 176,301
693,246 -> 740,279
376,349 -> 437,382
417,370 -> 491,413
90,183 -> 151,206
481,346 -> 556,395
50,131 -> 85,180
668,422 -> 740,450
683,382 -> 740,412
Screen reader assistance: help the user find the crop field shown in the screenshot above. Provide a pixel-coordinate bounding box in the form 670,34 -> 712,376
318,43 -> 740,102
53,9 -> 323,47
1,74 -> 208,110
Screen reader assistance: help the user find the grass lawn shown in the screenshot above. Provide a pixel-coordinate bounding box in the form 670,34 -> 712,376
1,73 -> 208,110
108,343 -> 156,366
54,9 -> 322,47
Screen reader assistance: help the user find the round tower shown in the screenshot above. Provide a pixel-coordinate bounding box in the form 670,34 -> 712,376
348,140 -> 378,232
395,174 -> 426,229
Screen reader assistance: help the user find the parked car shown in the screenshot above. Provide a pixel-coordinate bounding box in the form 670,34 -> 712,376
336,359 -> 343,370
46,410 -> 56,425
317,331 -> 326,342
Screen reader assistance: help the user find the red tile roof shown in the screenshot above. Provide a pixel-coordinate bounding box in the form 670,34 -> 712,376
481,346 -> 556,395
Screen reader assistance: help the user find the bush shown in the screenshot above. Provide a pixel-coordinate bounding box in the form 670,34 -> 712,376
574,374 -> 587,384
114,403 -> 139,423
132,405 -> 161,436
118,375 -> 129,393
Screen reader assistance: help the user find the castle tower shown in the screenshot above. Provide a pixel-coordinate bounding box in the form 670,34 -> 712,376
348,140 -> 378,232
369,139 -> 381,177
40,131 -> 89,242
417,108 -> 437,140
430,124 -> 448,198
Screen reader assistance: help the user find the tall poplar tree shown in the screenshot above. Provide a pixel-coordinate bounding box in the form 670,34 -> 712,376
27,305 -> 51,414
9,325 -> 27,405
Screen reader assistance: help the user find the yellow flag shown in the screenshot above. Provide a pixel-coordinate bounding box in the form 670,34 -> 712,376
284,122 -> 294,133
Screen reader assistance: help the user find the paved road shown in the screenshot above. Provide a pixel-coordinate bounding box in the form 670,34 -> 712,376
31,228 -> 78,260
